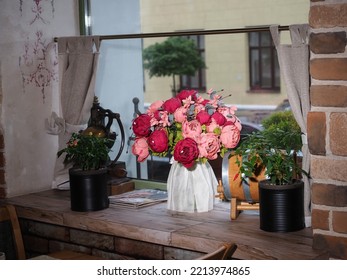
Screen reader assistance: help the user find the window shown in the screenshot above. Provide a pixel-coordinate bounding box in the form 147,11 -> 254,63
180,35 -> 206,91
249,31 -> 280,92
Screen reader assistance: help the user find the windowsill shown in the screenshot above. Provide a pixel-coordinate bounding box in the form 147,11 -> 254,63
247,89 -> 280,94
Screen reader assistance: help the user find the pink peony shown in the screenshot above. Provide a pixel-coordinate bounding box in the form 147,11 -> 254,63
198,133 -> 220,160
174,106 -> 188,123
132,137 -> 149,162
220,124 -> 241,149
132,114 -> 152,137
182,120 -> 202,140
148,129 -> 169,153
162,97 -> 181,114
174,138 -> 199,169
147,100 -> 164,114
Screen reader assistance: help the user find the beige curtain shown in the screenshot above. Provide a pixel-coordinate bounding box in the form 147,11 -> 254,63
270,24 -> 311,226
46,36 -> 100,189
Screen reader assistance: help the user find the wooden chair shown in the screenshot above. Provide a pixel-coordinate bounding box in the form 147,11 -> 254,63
195,243 -> 237,260
0,204 -> 102,260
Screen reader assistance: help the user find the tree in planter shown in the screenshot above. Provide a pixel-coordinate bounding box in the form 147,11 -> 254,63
233,111 -> 309,232
143,37 -> 205,96
234,110 -> 306,185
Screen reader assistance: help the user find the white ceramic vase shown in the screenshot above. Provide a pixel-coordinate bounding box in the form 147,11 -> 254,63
167,160 -> 218,213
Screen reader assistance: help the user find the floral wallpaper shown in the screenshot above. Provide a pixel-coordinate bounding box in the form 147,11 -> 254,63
18,0 -> 58,103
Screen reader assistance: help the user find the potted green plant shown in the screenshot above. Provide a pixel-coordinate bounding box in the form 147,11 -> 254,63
57,131 -> 112,212
233,111 -> 308,232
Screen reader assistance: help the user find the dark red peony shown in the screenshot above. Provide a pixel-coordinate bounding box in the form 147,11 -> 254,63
162,97 -> 181,114
148,129 -> 169,153
173,138 -> 199,169
211,111 -> 227,126
196,110 -> 211,125
132,114 -> 152,137
176,89 -> 198,101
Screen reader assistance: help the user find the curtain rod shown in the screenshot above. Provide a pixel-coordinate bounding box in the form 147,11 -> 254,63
54,25 -> 289,42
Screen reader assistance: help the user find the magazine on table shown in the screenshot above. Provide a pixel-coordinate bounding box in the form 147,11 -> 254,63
108,188 -> 168,208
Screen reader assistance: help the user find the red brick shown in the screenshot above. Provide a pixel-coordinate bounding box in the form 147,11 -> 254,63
312,208 -> 330,230
312,183 -> 347,207
333,211 -> 347,234
0,152 -> 4,168
0,169 -> 5,185
310,58 -> 347,80
307,112 -> 326,155
0,134 -> 4,149
330,113 -> 347,156
0,186 -> 7,199
310,32 -> 346,54
313,233 -> 347,259
310,85 -> 347,107
310,4 -> 347,28
114,236 -> 164,259
311,156 -> 347,182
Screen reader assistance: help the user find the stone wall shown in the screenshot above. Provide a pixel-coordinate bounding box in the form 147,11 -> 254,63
309,0 -> 347,259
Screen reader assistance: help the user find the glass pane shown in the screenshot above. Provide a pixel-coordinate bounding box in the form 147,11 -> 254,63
250,49 -> 259,87
249,33 -> 259,47
261,49 -> 271,87
260,32 -> 271,46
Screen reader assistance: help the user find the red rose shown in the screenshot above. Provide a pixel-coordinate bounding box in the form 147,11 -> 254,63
148,129 -> 169,153
174,138 -> 199,169
196,110 -> 211,125
211,111 -> 226,126
162,97 -> 181,113
176,89 -> 197,101
132,114 -> 152,137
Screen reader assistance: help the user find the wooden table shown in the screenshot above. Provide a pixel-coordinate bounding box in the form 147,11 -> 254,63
6,189 -> 328,260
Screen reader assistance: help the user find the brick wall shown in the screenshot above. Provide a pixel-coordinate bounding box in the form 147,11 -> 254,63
19,219 -> 202,260
309,0 -> 347,259
0,133 -> 5,199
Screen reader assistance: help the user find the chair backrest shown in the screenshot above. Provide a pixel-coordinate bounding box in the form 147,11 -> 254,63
196,243 -> 237,260
0,205 -> 26,260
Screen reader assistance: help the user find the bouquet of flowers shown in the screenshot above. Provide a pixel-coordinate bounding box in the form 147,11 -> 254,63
131,89 -> 242,169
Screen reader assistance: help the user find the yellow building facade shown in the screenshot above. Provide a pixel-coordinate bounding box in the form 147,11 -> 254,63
140,0 -> 309,111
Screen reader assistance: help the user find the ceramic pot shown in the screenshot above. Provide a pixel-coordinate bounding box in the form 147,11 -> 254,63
69,168 -> 109,212
259,179 -> 305,232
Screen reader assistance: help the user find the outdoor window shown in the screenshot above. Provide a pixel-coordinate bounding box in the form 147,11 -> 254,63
180,35 -> 206,91
249,31 -> 280,92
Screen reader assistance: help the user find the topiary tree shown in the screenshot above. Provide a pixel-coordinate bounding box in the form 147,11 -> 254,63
143,37 -> 205,96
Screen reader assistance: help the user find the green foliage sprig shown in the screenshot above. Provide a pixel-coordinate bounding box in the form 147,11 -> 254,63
57,133 -> 111,171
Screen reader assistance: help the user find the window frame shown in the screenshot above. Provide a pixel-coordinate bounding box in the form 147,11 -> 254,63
248,31 -> 280,93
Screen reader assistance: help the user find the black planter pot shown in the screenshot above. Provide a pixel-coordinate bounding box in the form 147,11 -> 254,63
259,180 -> 305,232
69,168 -> 109,212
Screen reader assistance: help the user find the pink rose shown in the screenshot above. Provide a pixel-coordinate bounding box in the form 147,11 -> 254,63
174,138 -> 199,169
220,124 -> 241,149
196,110 -> 211,125
211,111 -> 226,126
132,114 -> 152,137
148,129 -> 169,153
198,133 -> 220,160
176,89 -> 197,101
132,137 -> 149,162
174,106 -> 188,123
162,97 -> 182,113
182,120 -> 202,140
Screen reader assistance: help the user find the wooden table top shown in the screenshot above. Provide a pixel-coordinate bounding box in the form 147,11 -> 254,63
6,189 -> 328,260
